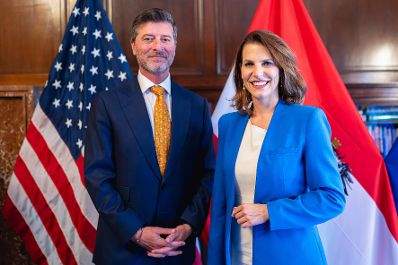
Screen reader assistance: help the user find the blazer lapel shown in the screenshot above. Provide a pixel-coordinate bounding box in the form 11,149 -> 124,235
225,114 -> 249,207
117,79 -> 162,179
254,100 -> 287,201
259,100 -> 287,149
163,83 -> 190,181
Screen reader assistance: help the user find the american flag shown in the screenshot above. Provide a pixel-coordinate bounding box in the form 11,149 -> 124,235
2,0 -> 132,264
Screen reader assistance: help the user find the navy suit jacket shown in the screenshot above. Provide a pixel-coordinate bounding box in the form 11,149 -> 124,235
208,101 -> 345,265
84,78 -> 215,265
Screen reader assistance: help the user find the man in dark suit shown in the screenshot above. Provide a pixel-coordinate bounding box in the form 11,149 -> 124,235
84,8 -> 215,264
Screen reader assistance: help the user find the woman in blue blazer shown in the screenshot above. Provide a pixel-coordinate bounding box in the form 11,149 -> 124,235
208,30 -> 346,265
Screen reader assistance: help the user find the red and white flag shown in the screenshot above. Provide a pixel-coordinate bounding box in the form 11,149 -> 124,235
2,0 -> 133,264
210,0 -> 398,264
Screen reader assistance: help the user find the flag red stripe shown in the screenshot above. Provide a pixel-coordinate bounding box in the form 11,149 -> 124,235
26,124 -> 96,252
200,200 -> 212,247
13,156 -> 77,265
212,135 -> 218,154
3,194 -> 49,265
200,136 -> 219,247
193,246 -> 203,265
32,105 -> 98,228
76,155 -> 86,186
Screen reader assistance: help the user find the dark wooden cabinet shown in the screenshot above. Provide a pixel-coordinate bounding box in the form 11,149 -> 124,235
0,86 -> 35,265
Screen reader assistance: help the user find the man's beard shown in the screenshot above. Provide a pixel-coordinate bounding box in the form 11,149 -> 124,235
137,51 -> 175,75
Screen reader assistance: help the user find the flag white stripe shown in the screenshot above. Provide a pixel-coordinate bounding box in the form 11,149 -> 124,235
7,172 -> 63,265
19,137 -> 94,264
33,105 -> 99,227
211,70 -> 236,136
319,175 -> 398,265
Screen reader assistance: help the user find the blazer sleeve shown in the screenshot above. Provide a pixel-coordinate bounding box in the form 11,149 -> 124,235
267,108 -> 346,230
180,98 -> 215,233
84,94 -> 144,243
208,115 -> 227,265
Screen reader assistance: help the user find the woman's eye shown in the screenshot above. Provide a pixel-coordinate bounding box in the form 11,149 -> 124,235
263,60 -> 274,66
244,62 -> 253,67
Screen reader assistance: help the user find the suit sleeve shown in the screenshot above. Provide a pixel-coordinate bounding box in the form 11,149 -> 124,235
84,94 -> 144,243
180,98 -> 215,233
267,108 -> 346,230
207,116 -> 227,265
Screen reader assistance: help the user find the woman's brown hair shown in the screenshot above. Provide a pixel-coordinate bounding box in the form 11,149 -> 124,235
232,30 -> 306,114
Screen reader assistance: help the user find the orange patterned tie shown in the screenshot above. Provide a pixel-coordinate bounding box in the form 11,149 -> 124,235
151,85 -> 171,175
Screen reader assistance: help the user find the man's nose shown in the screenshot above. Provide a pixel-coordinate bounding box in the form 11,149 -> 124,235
151,38 -> 162,50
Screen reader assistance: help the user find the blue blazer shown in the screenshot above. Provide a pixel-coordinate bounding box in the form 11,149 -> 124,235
208,101 -> 345,265
84,78 -> 215,265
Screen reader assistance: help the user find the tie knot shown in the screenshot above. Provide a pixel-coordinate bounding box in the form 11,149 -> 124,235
151,85 -> 165,96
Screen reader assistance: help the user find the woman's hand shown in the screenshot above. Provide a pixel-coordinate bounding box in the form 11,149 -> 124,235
231,203 -> 269,228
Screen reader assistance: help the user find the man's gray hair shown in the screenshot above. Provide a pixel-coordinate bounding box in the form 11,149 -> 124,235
130,8 -> 177,42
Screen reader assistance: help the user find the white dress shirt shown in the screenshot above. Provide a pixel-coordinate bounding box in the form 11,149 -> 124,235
137,70 -> 172,135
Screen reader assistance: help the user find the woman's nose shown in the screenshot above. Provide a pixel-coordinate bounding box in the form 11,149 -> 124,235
253,65 -> 264,77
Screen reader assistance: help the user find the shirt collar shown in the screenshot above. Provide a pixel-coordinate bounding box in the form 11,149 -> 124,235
137,70 -> 171,95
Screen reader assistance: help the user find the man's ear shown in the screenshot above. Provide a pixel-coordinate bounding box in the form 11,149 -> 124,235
130,42 -> 137,56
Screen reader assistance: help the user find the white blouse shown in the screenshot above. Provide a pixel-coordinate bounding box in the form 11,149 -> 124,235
231,120 -> 266,265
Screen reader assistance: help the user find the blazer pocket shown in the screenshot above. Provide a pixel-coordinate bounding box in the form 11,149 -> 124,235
117,185 -> 130,202
266,147 -> 299,196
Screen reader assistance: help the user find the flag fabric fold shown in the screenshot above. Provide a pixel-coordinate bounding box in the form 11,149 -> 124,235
386,138 -> 398,215
210,0 -> 398,264
2,0 -> 133,264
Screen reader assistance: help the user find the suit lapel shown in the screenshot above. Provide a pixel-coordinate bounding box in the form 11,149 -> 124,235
163,83 -> 190,181
116,79 -> 162,179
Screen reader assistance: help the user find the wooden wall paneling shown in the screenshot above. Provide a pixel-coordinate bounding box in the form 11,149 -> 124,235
170,0 -> 223,109
171,0 -> 221,108
303,0 -> 398,86
0,85 -> 34,265
347,84 -> 398,106
0,73 -> 49,87
215,0 -> 258,75
0,0 -> 65,86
